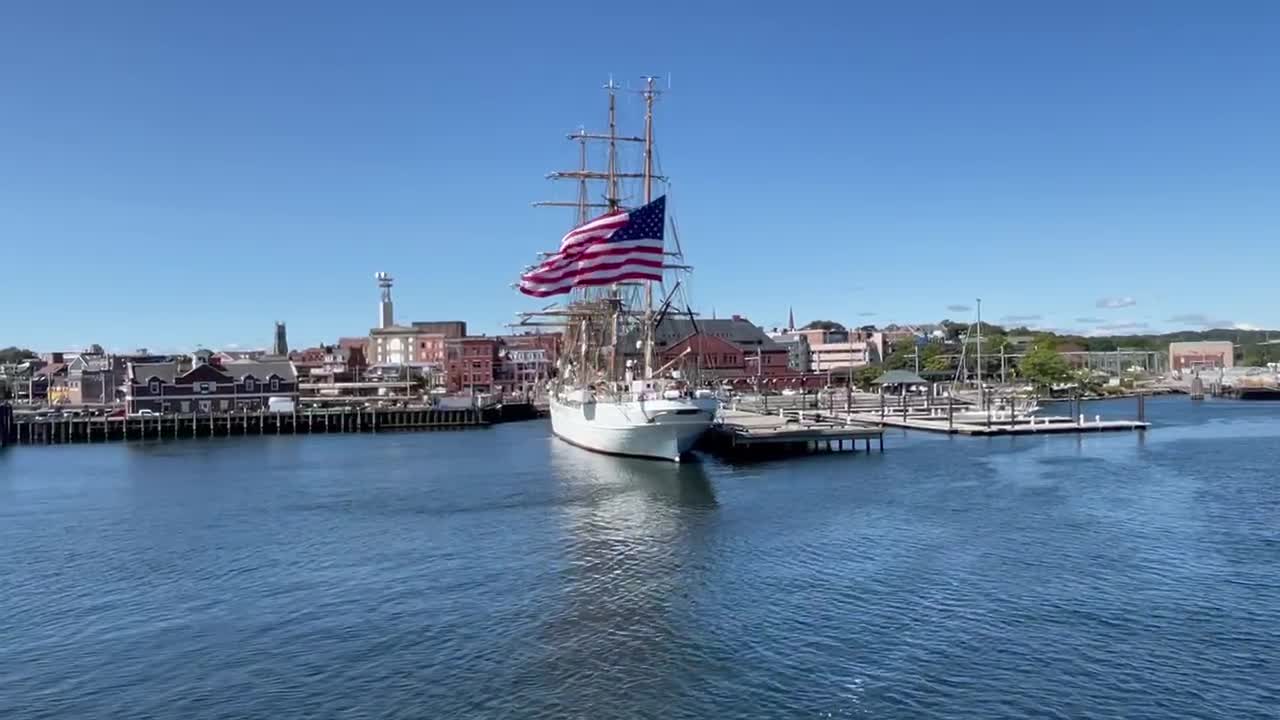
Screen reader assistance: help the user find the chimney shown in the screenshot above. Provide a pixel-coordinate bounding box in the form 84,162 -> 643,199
731,314 -> 742,321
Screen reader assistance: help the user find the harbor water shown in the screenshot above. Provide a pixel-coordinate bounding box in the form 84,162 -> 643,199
2,397 -> 1277,719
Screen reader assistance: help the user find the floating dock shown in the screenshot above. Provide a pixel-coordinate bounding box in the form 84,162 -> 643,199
704,408 -> 884,458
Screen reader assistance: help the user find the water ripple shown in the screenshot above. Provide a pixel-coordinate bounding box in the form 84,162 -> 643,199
1,399 -> 1277,718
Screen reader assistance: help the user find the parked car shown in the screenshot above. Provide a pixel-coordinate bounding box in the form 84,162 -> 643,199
131,409 -> 159,417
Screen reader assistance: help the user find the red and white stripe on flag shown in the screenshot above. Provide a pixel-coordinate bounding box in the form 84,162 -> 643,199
519,209 -> 663,297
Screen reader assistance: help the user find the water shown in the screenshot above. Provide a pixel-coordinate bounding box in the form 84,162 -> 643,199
2,396 -> 1277,719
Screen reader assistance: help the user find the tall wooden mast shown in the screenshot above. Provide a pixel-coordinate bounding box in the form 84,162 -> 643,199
641,75 -> 658,378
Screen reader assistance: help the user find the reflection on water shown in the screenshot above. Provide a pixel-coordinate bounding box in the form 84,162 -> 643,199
548,437 -> 717,509
538,439 -> 720,707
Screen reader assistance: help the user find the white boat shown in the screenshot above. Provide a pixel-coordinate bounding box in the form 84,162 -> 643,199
516,79 -> 717,462
550,385 -> 719,462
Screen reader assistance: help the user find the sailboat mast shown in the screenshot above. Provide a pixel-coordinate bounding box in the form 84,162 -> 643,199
641,75 -> 657,378
976,298 -> 984,405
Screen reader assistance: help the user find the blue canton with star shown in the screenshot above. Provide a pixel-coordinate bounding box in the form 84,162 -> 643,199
608,196 -> 666,242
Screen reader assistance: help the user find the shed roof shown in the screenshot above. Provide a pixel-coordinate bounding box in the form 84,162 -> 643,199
875,369 -> 928,385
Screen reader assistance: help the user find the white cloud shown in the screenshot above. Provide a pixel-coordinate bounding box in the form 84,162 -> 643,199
946,304 -> 972,313
1233,322 -> 1262,331
1001,314 -> 1042,323
1096,296 -> 1137,309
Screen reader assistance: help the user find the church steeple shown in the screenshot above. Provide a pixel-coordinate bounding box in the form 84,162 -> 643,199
788,306 -> 795,331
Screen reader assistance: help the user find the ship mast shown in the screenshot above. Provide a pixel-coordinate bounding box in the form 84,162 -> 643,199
606,77 -> 621,213
641,75 -> 658,378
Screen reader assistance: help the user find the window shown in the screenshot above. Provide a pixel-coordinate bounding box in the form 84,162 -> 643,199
199,400 -> 211,413
199,382 -> 211,394
181,401 -> 190,413
244,377 -> 255,391
149,379 -> 160,393
270,377 -> 280,392
220,400 -> 229,410
162,402 -> 171,412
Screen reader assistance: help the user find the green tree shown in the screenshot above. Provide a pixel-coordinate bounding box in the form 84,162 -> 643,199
853,365 -> 883,391
1018,340 -> 1072,392
1244,345 -> 1278,367
919,343 -> 952,372
883,338 -> 918,370
0,346 -> 36,363
802,320 -> 845,331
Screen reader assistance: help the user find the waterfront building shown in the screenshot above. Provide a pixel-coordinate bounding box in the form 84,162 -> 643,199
288,347 -> 327,378
495,333 -> 561,397
798,327 -> 884,373
1169,341 -> 1234,373
767,331 -> 811,372
56,354 -> 129,405
640,316 -> 791,381
125,354 -> 298,414
369,325 -> 421,365
446,337 -> 500,394
414,333 -> 447,365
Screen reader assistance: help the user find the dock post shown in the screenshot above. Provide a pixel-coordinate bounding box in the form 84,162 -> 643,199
1137,393 -> 1146,423
947,395 -> 954,432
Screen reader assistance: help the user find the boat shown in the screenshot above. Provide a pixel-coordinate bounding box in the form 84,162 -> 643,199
513,78 -> 718,462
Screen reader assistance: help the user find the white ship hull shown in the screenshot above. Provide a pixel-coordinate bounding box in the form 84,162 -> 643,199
549,395 -> 718,462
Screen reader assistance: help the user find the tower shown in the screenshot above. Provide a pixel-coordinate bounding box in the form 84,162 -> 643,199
272,322 -> 289,356
788,306 -> 795,331
376,272 -> 394,329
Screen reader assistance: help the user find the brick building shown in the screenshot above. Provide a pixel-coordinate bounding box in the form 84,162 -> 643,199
645,316 -> 791,380
446,337 -> 501,393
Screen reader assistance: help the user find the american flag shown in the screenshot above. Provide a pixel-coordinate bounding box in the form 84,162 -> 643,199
519,196 -> 666,297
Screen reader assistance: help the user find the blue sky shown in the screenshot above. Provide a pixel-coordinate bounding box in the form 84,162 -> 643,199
3,1 -> 1277,351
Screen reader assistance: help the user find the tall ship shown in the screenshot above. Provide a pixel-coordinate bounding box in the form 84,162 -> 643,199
514,78 -> 718,462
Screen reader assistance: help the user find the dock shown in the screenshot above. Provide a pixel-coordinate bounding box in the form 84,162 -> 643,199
847,408 -> 1148,436
5,406 -> 488,446
0,404 -> 11,448
704,408 -> 884,458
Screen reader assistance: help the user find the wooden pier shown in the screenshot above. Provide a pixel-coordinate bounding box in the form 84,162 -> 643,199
705,408 -> 884,458
847,408 -> 1148,436
0,404 -> 11,449
5,406 -> 487,446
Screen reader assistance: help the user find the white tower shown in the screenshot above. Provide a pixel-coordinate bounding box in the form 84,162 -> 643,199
376,272 -> 394,329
